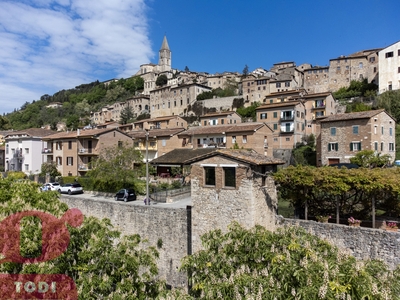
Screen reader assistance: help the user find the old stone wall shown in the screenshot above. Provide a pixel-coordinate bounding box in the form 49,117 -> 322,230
281,218 -> 400,270
197,96 -> 239,111
60,196 -> 189,288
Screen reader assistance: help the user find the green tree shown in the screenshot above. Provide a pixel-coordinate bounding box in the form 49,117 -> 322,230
0,178 -> 166,299
156,74 -> 168,86
184,66 -> 190,72
179,222 -> 400,299
236,101 -> 260,121
350,150 -> 391,168
87,143 -> 143,191
242,64 -> 249,77
66,115 -> 80,129
119,105 -> 135,124
40,161 -> 61,178
0,115 -> 11,130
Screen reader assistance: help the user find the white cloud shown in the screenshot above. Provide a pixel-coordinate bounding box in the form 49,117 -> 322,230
0,0 -> 153,114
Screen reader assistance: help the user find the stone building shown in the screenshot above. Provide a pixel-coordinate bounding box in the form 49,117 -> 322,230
149,83 -> 212,118
378,40 -> 400,93
303,66 -> 330,93
199,111 -> 242,126
328,49 -> 381,92
133,115 -> 187,130
256,100 -> 306,149
42,128 -> 133,176
317,109 -> 396,166
186,149 -> 284,252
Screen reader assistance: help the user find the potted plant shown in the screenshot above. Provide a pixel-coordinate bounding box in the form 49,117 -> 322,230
316,215 -> 331,223
348,217 -> 362,227
386,222 -> 398,232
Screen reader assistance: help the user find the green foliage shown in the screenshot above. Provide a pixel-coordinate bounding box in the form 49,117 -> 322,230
196,86 -> 237,101
119,105 -> 135,124
87,143 -> 143,191
6,171 -> 27,180
231,97 -> 244,109
180,222 -> 400,299
156,74 -> 168,86
171,180 -> 182,189
0,178 -> 166,299
292,145 -> 316,166
333,79 -> 378,101
242,64 -> 249,76
236,101 -> 260,121
273,165 -> 400,220
0,115 -> 11,130
346,101 -> 372,113
350,150 -> 391,168
40,161 -> 61,178
376,90 -> 400,122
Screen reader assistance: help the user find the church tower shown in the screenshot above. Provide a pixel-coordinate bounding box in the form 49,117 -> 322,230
158,36 -> 171,72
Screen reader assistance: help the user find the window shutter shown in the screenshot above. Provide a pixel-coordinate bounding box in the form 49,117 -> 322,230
328,144 -> 331,152
350,143 -> 353,151
358,142 -> 362,150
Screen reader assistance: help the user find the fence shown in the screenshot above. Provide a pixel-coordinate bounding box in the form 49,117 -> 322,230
150,186 -> 191,203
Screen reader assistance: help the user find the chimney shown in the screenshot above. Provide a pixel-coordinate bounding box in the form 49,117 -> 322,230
77,129 -> 80,136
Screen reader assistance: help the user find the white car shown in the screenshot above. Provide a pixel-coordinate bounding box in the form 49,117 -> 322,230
58,183 -> 84,195
41,182 -> 60,191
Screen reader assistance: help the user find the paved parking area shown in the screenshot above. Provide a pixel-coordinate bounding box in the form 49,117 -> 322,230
61,192 -> 192,209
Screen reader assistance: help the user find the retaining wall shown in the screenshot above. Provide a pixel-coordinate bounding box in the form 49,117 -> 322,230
280,218 -> 400,269
60,196 -> 190,288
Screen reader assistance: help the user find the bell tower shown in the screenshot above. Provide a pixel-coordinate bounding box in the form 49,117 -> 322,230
158,36 -> 171,72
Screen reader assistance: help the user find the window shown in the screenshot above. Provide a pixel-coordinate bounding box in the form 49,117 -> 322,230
6,144 -> 8,154
285,82 -> 290,87
270,99 -> 273,104
369,57 -> 375,63
224,167 -> 236,188
359,62 -> 363,69
374,126 -> 377,134
68,141 -> 72,149
350,142 -> 361,151
232,136 -> 236,143
381,126 -> 384,135
221,119 -> 224,125
330,127 -> 336,136
118,141 -> 123,148
168,102 -> 170,108
273,112 -> 277,118
67,157 -> 73,166
162,139 -> 166,146
352,126 -> 359,134
25,164 -> 29,171
25,148 -> 29,154
374,142 -> 378,151
260,113 -> 267,119
204,120 -> 207,126
381,142 -> 384,151
274,138 -> 278,142
242,135 -> 247,143
389,143 -> 395,152
398,49 -> 400,56
56,157 -> 62,165
276,82 -> 281,88
328,143 -> 339,152
273,124 -> 278,130
56,142 -> 62,150
385,51 -> 394,58
390,127 -> 393,136
286,138 -> 290,141
204,167 -> 216,186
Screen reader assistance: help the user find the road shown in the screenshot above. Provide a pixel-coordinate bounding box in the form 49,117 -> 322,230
61,192 -> 192,209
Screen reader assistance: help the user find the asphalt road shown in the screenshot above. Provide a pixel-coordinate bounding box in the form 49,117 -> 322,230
61,192 -> 192,209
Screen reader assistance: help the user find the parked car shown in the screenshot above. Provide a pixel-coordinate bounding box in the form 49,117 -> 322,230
115,188 -> 136,202
58,183 -> 84,195
41,182 -> 60,191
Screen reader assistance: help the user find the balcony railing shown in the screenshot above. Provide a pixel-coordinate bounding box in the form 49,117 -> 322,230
42,148 -> 53,154
197,143 -> 226,148
78,164 -> 91,171
78,148 -> 94,154
312,104 -> 326,109
281,128 -> 294,133
280,115 -> 294,121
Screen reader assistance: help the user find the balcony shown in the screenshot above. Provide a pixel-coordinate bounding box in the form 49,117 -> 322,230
197,142 -> 226,149
42,148 -> 53,154
78,148 -> 95,155
312,104 -> 326,110
78,164 -> 91,171
134,142 -> 157,151
280,115 -> 294,121
280,128 -> 294,133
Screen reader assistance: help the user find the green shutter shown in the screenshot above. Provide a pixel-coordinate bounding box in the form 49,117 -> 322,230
350,143 -> 353,151
359,142 -> 362,150
328,144 -> 331,152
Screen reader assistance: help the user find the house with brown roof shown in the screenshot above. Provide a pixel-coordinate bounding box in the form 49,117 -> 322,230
42,128 -> 133,176
317,109 -> 396,166
133,115 -> 187,130
128,128 -> 186,161
256,100 -> 306,150
177,122 -> 274,156
4,128 -> 55,174
199,111 -> 242,126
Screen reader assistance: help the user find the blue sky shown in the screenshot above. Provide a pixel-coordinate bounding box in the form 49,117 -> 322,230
0,0 -> 399,115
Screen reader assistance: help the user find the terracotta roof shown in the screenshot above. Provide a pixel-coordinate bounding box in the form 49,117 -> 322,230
5,128 -> 55,138
43,128 -> 119,140
151,149 -> 284,166
200,111 -> 239,118
128,128 -> 185,139
257,100 -> 302,110
301,92 -> 332,99
133,115 -> 179,124
319,109 -> 389,123
179,122 -> 267,136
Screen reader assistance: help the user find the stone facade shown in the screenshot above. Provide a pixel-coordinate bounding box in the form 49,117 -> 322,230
303,66 -> 330,94
317,110 -> 396,166
190,155 -> 278,252
281,218 -> 400,270
378,41 -> 400,93
200,111 -> 242,126
59,196 -> 189,288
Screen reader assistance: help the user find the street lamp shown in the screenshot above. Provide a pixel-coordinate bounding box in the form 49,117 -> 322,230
145,129 -> 149,205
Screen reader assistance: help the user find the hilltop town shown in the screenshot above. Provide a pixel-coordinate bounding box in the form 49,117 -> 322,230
1,37 -> 399,173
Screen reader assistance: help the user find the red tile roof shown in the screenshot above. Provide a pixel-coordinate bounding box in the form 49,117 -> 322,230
319,109 -> 388,123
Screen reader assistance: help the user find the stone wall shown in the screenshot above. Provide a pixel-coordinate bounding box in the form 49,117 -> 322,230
280,218 -> 400,270
197,96 -> 239,111
60,196 -> 189,288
